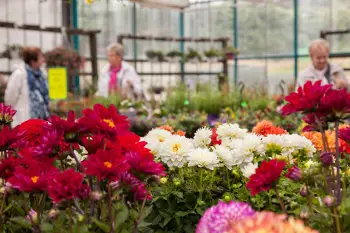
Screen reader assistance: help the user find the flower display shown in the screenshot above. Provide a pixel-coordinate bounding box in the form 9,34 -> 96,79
216,123 -> 247,145
196,201 -> 255,233
246,159 -> 286,195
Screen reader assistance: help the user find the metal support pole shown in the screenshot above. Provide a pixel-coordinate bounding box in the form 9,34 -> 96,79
89,33 -> 99,87
179,11 -> 185,83
132,3 -> 137,70
293,0 -> 298,82
233,0 -> 238,85
72,0 -> 80,94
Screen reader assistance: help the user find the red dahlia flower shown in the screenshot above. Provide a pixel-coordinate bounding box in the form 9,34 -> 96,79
339,127 -> 350,143
0,103 -> 16,125
82,149 -> 130,181
0,126 -> 17,151
302,113 -> 328,132
246,159 -> 286,196
0,156 -> 18,180
49,111 -> 85,142
80,134 -> 108,154
319,88 -> 350,116
47,168 -> 89,203
281,80 -> 332,116
210,128 -> 221,146
117,133 -> 151,157
119,172 -> 152,200
124,151 -> 166,176
9,160 -> 58,192
79,104 -> 129,139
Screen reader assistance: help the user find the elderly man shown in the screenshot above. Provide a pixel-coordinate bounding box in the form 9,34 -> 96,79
96,43 -> 144,101
296,39 -> 348,89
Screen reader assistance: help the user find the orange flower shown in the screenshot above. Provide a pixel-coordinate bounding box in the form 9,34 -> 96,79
159,125 -> 174,133
252,120 -> 287,136
175,130 -> 186,136
231,211 -> 318,233
302,130 -> 350,153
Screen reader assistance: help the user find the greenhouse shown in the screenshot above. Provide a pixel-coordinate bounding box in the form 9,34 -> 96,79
0,0 -> 350,232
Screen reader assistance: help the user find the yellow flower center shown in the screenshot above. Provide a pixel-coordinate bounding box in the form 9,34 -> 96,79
31,176 -> 39,184
104,161 -> 112,168
158,136 -> 165,142
103,119 -> 115,128
172,143 -> 181,153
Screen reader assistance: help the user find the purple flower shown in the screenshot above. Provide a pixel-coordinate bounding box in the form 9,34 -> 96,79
196,201 -> 255,233
285,166 -> 302,181
320,152 -> 333,167
207,114 -> 218,127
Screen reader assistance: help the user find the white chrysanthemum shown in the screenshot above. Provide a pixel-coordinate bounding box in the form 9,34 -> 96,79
214,145 -> 236,169
187,148 -> 220,170
232,134 -> 264,164
262,134 -> 285,153
143,128 -> 173,157
283,134 -> 316,157
193,127 -> 212,148
240,163 -> 258,178
158,135 -> 194,168
216,123 -> 247,144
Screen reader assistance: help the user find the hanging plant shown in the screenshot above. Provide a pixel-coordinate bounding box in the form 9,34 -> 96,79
165,50 -> 183,63
223,46 -> 239,60
0,44 -> 23,59
204,48 -> 222,62
45,47 -> 83,75
185,48 -> 202,63
145,50 -> 164,62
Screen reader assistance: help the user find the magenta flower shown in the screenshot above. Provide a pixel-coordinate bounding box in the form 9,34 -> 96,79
0,103 -> 16,125
196,201 -> 255,233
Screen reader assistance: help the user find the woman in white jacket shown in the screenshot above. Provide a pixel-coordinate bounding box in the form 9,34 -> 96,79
96,43 -> 144,101
5,47 -> 49,127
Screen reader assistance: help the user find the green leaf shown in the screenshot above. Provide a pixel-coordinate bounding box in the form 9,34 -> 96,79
92,218 -> 110,233
10,216 -> 31,229
175,210 -> 195,217
161,216 -> 172,227
40,223 -> 54,233
115,206 -> 129,230
141,206 -> 153,219
172,191 -> 183,199
73,224 -> 89,233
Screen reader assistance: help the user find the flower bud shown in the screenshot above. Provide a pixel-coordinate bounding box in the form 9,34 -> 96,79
48,209 -> 60,220
285,166 -> 302,181
173,178 -> 181,186
78,214 -> 85,222
300,185 -> 309,197
160,177 -> 168,184
26,209 -> 38,225
323,195 -> 335,207
223,195 -> 231,202
91,191 -> 103,201
320,152 -> 333,166
300,210 -> 310,219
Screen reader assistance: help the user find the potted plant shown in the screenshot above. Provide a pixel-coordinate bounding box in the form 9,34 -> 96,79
185,48 -> 202,63
204,48 -> 221,62
145,50 -> 164,62
224,46 -> 239,60
165,50 -> 183,63
45,47 -> 84,93
0,44 -> 23,59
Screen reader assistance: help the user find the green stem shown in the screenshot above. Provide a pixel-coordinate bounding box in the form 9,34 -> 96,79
132,191 -> 149,233
225,168 -> 231,190
333,207 -> 342,233
274,186 -> 287,214
108,184 -> 114,233
334,121 -> 342,205
68,207 -> 73,233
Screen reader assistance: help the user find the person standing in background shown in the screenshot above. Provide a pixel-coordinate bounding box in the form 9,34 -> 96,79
96,43 -> 144,101
5,47 -> 49,127
296,39 -> 348,90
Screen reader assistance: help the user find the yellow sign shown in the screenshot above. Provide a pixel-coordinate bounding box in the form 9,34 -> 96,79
48,67 -> 68,100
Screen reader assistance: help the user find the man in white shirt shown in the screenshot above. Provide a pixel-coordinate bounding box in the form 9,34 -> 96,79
296,39 -> 348,90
